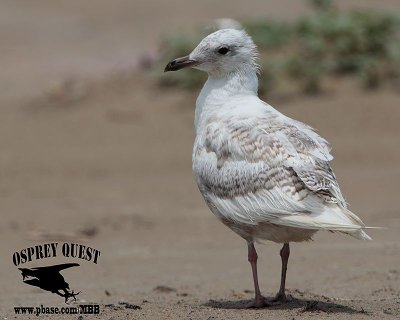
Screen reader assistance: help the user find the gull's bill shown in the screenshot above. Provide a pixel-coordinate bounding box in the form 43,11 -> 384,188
164,56 -> 198,72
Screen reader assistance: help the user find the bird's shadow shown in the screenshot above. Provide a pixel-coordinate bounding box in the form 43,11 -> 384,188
203,291 -> 367,314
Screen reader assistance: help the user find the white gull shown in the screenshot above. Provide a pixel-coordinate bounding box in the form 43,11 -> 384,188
165,28 -> 371,308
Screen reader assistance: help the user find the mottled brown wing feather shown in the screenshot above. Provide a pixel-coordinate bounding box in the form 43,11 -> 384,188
203,113 -> 346,206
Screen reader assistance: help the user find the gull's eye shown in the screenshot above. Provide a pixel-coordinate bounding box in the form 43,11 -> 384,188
217,47 -> 229,55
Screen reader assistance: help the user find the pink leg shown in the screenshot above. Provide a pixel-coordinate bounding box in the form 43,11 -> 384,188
272,243 -> 290,302
246,242 -> 269,308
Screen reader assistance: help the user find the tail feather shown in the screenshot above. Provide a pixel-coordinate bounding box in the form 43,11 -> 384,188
274,206 -> 372,240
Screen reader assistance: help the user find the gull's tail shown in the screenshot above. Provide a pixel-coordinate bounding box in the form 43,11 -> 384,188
275,206 -> 374,240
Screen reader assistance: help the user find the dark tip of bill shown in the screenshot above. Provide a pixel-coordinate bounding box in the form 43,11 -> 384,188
164,60 -> 176,72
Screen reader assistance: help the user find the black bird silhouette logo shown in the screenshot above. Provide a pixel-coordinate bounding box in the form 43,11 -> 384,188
18,263 -> 81,303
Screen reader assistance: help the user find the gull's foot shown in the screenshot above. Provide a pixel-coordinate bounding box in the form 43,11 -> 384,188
268,292 -> 292,304
246,296 -> 271,308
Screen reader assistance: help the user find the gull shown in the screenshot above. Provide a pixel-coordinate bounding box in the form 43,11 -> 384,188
164,28 -> 371,308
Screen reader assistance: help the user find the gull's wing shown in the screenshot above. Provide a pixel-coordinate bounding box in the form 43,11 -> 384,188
194,102 -> 368,238
199,109 -> 344,206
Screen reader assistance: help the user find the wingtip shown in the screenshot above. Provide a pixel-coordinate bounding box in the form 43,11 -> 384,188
357,230 -> 372,240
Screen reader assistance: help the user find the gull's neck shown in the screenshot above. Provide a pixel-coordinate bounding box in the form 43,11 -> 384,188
195,69 -> 258,132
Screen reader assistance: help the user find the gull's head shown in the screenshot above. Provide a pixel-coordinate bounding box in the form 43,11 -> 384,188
164,29 -> 258,77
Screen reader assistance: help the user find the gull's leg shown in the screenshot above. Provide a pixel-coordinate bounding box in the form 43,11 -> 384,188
272,243 -> 290,302
246,242 -> 269,308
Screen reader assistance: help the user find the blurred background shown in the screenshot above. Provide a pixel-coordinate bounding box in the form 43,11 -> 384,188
0,0 -> 399,318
